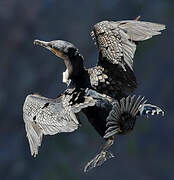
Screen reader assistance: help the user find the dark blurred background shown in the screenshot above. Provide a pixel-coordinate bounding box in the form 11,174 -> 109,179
0,0 -> 174,179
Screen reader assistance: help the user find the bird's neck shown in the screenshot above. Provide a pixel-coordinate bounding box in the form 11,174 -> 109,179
64,53 -> 88,88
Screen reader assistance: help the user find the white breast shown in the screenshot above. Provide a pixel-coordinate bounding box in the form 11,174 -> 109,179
63,69 -> 70,86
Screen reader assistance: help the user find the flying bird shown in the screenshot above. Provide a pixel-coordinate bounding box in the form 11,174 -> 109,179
23,18 -> 165,172
34,18 -> 165,98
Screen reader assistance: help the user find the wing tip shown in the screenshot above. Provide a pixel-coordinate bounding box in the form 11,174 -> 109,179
25,120 -> 43,157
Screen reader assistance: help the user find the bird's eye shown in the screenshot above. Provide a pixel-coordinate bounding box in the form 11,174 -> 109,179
48,43 -> 53,48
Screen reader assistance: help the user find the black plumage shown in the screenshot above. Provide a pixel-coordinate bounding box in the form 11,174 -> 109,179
23,18 -> 165,172
34,19 -> 165,97
23,88 -> 164,171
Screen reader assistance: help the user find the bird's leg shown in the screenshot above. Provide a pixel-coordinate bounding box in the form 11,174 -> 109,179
84,136 -> 115,173
102,136 -> 114,151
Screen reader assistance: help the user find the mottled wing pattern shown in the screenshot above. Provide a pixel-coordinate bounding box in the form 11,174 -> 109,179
92,20 -> 165,71
92,21 -> 128,70
23,93 -> 95,157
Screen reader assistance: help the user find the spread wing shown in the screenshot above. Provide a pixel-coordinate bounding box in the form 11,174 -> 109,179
23,93 -> 95,157
91,20 -> 165,71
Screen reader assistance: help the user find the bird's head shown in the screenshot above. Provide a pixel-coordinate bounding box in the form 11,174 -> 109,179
34,39 -> 85,86
34,39 -> 78,60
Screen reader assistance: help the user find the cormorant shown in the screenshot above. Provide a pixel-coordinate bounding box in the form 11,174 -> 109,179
23,18 -> 165,172
33,18 -> 165,98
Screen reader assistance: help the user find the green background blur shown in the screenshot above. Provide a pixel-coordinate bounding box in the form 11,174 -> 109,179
0,0 -> 174,179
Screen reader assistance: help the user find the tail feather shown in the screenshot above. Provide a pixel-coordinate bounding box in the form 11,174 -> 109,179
104,96 -> 146,139
104,95 -> 164,139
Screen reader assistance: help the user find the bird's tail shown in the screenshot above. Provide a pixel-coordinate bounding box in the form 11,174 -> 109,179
104,95 -> 164,139
84,95 -> 164,172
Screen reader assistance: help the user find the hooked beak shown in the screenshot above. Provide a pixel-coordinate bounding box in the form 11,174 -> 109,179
34,40 -> 51,50
34,39 -> 65,59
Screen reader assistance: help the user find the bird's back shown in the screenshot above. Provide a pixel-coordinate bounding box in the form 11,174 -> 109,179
88,63 -> 137,98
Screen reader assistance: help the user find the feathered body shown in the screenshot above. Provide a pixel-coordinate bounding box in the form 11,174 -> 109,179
23,18 -> 165,172
61,20 -> 165,98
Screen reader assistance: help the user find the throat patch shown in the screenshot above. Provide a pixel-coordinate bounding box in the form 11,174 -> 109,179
63,69 -> 70,85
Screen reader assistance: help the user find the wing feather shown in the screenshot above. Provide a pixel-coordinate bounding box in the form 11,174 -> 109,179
92,20 -> 165,71
117,20 -> 165,41
23,93 -> 95,157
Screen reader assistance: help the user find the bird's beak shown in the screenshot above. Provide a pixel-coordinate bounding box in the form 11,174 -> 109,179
33,39 -> 65,59
34,40 -> 51,50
